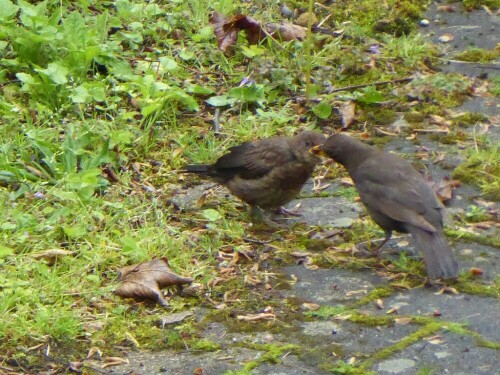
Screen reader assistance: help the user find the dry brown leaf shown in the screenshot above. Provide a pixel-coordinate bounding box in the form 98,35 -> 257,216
32,249 -> 73,265
394,317 -> 412,325
435,286 -> 459,295
433,310 -> 442,317
340,177 -> 354,186
375,299 -> 384,309
115,258 -> 193,307
101,357 -> 129,368
426,335 -> 444,345
290,251 -> 312,258
345,289 -> 367,297
302,303 -> 321,311
437,5 -> 456,12
87,347 -> 103,359
426,176 -> 460,203
265,22 -> 307,41
438,33 -> 454,43
429,114 -> 451,127
236,313 -> 276,321
209,12 -> 265,53
470,267 -> 484,276
338,100 -> 356,129
158,311 -> 193,327
386,307 -> 399,315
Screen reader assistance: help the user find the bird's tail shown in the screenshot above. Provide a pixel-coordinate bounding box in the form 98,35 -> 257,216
408,226 -> 459,279
182,165 -> 212,175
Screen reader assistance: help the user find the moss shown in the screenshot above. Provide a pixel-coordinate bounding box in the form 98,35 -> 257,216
352,286 -> 395,307
451,112 -> 489,127
240,343 -> 298,371
306,305 -> 351,319
454,48 -> 499,63
455,280 -> 499,298
189,338 -> 221,351
360,322 -> 443,369
445,229 -> 500,248
452,145 -> 500,200
462,0 -> 500,10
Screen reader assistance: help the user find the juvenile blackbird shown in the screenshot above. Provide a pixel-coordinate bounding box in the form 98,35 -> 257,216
184,131 -> 326,218
315,133 -> 459,279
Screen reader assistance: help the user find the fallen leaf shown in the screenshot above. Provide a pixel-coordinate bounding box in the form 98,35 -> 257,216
115,258 -> 194,307
158,311 -> 193,327
340,177 -> 354,186
433,310 -> 442,317
345,289 -> 367,297
438,33 -> 454,43
426,176 -> 460,203
386,307 -> 399,315
338,100 -> 356,129
265,22 -> 307,41
375,299 -> 384,309
290,251 -> 311,258
425,335 -> 444,345
470,267 -> 484,276
236,313 -> 276,321
435,286 -> 459,295
302,303 -> 321,311
394,317 -> 412,325
32,249 -> 73,265
437,5 -> 456,12
101,357 -> 129,368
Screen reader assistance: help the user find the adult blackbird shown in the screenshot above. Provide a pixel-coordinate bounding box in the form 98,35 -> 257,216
315,133 -> 459,279
184,131 -> 326,219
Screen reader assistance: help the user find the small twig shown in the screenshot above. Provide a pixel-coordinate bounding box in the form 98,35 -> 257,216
412,128 -> 449,134
243,237 -> 278,245
327,77 -> 414,94
316,12 -> 332,28
375,127 -> 399,136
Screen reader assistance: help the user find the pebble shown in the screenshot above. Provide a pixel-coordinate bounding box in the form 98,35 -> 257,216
419,19 -> 430,26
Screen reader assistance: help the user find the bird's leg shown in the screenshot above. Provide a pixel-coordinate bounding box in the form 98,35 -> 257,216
249,206 -> 287,229
275,206 -> 302,217
374,230 -> 392,258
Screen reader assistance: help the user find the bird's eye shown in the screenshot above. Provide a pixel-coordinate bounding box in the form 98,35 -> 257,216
305,140 -> 312,146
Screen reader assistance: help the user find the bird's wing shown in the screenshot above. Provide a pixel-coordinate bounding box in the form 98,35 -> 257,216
354,157 -> 438,232
214,138 -> 294,178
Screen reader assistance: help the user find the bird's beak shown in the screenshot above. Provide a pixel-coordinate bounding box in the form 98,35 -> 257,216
310,145 -> 325,156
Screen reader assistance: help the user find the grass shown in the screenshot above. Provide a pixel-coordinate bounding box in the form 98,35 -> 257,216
0,0 -> 498,372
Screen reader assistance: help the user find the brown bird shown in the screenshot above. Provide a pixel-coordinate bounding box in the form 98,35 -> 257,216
314,133 -> 459,279
184,130 -> 326,221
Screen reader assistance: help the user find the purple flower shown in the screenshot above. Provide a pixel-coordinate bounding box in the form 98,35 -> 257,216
34,192 -> 45,199
369,44 -> 380,54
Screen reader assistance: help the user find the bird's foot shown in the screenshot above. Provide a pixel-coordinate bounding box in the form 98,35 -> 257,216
249,206 -> 288,229
275,206 -> 302,217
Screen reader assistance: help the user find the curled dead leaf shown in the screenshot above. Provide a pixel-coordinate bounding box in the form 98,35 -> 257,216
438,33 -> 454,43
386,307 -> 399,315
470,267 -> 484,276
302,303 -> 321,311
394,317 -> 412,325
236,313 -> 276,321
338,100 -> 356,129
115,257 -> 193,307
265,22 -> 307,41
435,286 -> 459,295
375,299 -> 384,309
425,335 -> 444,345
32,249 -> 73,266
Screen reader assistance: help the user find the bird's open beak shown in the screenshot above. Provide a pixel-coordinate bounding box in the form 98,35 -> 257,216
310,145 -> 325,156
